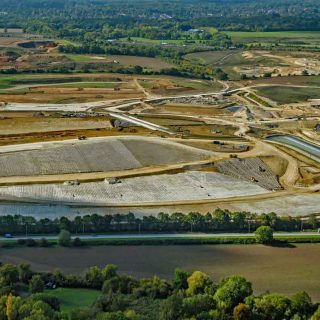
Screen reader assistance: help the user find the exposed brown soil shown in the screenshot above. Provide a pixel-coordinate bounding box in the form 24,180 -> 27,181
0,244 -> 320,299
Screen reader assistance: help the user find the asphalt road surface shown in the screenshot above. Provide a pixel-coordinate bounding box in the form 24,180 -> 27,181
1,232 -> 319,241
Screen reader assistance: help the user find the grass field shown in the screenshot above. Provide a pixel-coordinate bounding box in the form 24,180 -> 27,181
1,244 -> 320,299
64,53 -> 175,70
0,74 -> 123,88
244,75 -> 320,87
184,50 -> 239,65
45,288 -> 100,312
65,54 -> 95,62
225,31 -> 320,46
255,86 -> 320,104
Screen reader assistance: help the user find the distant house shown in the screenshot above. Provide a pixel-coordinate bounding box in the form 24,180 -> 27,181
159,14 -> 172,19
187,29 -> 203,33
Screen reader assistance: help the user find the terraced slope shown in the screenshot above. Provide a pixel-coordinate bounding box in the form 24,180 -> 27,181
216,157 -> 282,190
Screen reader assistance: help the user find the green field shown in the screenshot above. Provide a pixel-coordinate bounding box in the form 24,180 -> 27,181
255,86 -> 320,104
56,39 -> 81,47
46,288 -> 100,312
185,51 -> 243,66
0,74 -> 122,89
226,31 -> 320,39
225,31 -> 320,47
172,79 -> 223,92
65,54 -> 97,62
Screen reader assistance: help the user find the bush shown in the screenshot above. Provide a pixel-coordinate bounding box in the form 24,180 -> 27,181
29,274 -> 45,293
39,238 -> 49,247
73,237 -> 82,247
17,239 -> 26,245
255,226 -> 274,244
102,275 -> 138,294
29,293 -> 60,311
26,238 -> 37,247
58,229 -> 71,247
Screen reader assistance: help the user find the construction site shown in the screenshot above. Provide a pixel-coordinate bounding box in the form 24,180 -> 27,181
0,70 -> 320,217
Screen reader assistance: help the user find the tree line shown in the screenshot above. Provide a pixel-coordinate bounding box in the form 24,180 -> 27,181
0,210 -> 318,236
0,261 -> 319,319
1,0 -> 320,34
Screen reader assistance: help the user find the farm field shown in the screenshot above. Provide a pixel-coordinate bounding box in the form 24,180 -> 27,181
225,31 -> 320,46
45,288 -> 100,313
66,54 -> 174,70
184,50 -> 239,65
243,75 -> 320,86
0,115 -> 112,135
255,86 -> 320,104
1,244 -> 320,299
0,74 -> 124,89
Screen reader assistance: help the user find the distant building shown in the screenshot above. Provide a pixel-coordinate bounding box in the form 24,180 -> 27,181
159,14 -> 172,19
187,29 -> 203,33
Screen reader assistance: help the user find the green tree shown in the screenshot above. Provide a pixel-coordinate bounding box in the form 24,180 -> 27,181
248,294 -> 292,320
29,275 -> 44,293
214,276 -> 252,311
160,293 -> 183,320
102,264 -> 118,280
85,266 -> 103,289
182,294 -> 215,317
186,271 -> 213,296
172,268 -> 189,290
308,215 -> 317,229
311,306 -> 320,320
18,263 -> 33,283
233,303 -> 251,320
133,65 -> 143,74
291,291 -> 314,319
58,229 -> 71,247
0,264 -> 19,286
255,226 -> 273,244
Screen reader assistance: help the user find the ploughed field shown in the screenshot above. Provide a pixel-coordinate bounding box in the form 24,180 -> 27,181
0,244 -> 319,300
